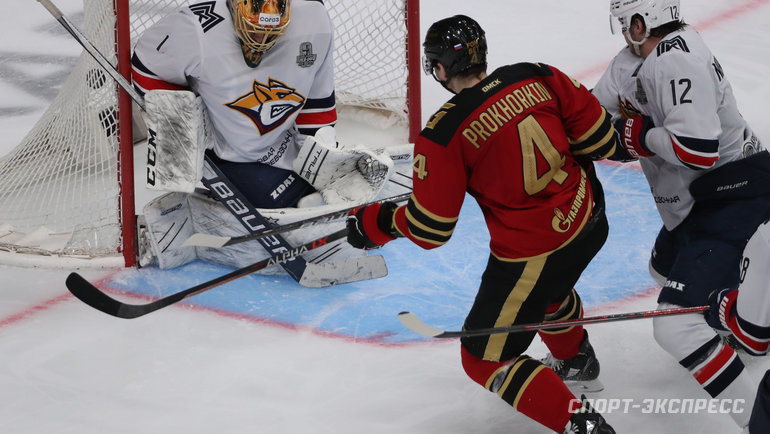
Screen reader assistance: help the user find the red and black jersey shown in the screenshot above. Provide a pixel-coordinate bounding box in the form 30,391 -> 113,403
391,63 -> 618,260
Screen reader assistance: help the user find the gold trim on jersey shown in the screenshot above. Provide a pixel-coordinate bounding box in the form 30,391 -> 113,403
570,107 -> 617,160
403,196 -> 458,247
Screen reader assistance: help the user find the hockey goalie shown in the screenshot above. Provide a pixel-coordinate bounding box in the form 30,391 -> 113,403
130,0 -> 412,287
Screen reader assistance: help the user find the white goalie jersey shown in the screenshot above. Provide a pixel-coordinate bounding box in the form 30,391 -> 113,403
131,0 -> 337,171
593,26 -> 764,229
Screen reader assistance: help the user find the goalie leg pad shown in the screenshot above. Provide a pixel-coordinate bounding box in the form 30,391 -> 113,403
187,193 -> 370,275
142,192 -> 198,269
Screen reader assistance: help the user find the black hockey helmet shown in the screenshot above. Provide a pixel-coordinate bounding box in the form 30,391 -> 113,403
422,15 -> 488,81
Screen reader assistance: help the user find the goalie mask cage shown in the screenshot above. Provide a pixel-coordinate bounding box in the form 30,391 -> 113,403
0,0 -> 420,268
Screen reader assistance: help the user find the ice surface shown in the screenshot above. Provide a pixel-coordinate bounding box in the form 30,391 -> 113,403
1,1 -> 770,433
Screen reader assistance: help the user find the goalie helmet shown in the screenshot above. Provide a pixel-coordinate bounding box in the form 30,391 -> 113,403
610,0 -> 680,54
228,0 -> 291,67
422,15 -> 487,83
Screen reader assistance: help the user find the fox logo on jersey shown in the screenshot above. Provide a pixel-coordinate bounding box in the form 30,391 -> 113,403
226,78 -> 306,135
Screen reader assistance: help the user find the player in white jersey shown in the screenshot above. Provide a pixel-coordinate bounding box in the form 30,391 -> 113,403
126,0 -> 402,283
132,0 -> 335,207
594,0 -> 770,430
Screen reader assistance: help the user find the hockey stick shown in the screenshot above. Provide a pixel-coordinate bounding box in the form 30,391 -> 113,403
37,0 -> 387,286
182,191 -> 412,248
36,0 -> 145,109
398,306 -> 709,338
66,229 -> 350,319
200,153 -> 313,284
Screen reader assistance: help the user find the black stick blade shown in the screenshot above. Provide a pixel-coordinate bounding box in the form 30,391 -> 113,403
65,273 -> 150,319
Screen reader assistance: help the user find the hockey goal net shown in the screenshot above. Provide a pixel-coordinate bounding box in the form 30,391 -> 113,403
0,0 -> 420,267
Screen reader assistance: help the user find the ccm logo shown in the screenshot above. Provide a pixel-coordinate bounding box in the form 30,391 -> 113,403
146,129 -> 158,186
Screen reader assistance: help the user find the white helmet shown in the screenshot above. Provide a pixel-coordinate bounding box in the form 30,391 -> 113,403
610,0 -> 680,54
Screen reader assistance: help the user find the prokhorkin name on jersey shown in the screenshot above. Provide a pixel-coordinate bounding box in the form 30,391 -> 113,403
568,398 -> 745,414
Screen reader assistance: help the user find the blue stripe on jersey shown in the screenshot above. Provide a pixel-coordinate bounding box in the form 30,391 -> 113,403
302,92 -> 336,110
672,134 -> 720,169
131,52 -> 154,76
675,135 -> 720,154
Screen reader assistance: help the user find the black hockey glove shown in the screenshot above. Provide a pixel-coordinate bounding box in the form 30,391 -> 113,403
704,287 -> 735,332
346,201 -> 400,250
610,115 -> 655,162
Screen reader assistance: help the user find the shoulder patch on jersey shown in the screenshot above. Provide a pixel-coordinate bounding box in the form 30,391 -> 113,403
657,35 -> 690,57
189,1 -> 224,33
296,42 -> 317,67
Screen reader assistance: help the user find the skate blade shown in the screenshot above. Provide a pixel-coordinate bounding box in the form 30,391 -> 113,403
564,379 -> 604,393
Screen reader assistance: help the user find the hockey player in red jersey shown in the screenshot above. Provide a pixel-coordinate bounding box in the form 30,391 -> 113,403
346,15 -> 619,434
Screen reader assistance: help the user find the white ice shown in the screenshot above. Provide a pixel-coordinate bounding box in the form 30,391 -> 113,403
2,1 -> 770,433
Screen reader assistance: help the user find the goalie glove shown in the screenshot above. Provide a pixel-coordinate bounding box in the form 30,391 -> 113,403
346,202 -> 400,250
293,126 -> 394,204
610,115 -> 655,162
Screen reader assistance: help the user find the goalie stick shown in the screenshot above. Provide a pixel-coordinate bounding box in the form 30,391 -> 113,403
65,228 -> 371,318
182,191 -> 412,248
398,306 -> 708,338
37,0 -> 388,287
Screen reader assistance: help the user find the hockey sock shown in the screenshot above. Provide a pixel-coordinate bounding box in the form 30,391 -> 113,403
679,336 -> 754,428
538,288 -> 585,359
461,346 -> 575,432
655,303 -> 756,428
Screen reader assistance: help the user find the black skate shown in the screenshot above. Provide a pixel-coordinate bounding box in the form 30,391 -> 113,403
564,395 -> 615,434
541,331 -> 604,392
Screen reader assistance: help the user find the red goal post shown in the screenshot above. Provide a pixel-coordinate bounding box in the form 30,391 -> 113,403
0,0 -> 421,268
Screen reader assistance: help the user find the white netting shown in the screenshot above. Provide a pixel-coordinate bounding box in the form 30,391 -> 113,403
0,0 -> 123,263
0,0 -> 413,265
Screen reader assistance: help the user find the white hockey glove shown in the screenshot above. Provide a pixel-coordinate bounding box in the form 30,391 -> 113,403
144,90 -> 214,193
293,126 -> 394,204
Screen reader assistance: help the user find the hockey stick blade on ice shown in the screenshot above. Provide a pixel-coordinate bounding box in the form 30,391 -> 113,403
182,192 -> 412,248
66,229 -> 350,319
398,306 -> 708,338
